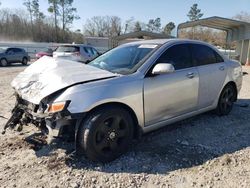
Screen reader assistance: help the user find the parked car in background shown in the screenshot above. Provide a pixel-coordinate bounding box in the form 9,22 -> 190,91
0,47 -> 30,66
5,39 -> 242,162
53,44 -> 100,63
35,48 -> 54,59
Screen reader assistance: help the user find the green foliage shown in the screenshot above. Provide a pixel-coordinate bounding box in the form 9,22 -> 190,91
163,22 -> 175,35
187,3 -> 203,21
146,18 -> 161,33
48,0 -> 60,14
59,0 -> 80,30
134,21 -> 142,32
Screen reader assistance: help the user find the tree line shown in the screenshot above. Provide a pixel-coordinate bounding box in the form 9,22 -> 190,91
0,0 -> 82,43
0,1 -> 249,48
83,16 -> 176,37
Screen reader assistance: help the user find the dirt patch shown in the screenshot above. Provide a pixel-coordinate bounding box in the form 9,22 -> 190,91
0,65 -> 250,188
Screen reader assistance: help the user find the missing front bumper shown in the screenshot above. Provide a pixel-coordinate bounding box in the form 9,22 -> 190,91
2,97 -> 77,144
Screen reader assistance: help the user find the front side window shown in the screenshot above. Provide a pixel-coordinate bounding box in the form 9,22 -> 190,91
156,44 -> 193,70
84,47 -> 94,56
89,44 -> 158,74
91,47 -> 99,56
6,48 -> 14,54
191,44 -> 217,66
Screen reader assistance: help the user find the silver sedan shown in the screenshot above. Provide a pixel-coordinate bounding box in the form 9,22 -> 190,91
5,39 -> 243,162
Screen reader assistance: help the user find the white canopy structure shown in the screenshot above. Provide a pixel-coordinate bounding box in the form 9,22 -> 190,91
177,16 -> 250,64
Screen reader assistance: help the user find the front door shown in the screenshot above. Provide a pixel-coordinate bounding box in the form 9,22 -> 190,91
6,48 -> 16,63
143,44 -> 199,126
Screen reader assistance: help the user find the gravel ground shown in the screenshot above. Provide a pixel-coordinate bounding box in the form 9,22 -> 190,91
0,64 -> 250,188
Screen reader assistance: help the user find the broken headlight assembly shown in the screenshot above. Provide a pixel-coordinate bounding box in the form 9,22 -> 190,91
47,101 -> 70,114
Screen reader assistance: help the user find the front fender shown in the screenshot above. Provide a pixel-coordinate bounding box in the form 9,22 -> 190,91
53,78 -> 145,127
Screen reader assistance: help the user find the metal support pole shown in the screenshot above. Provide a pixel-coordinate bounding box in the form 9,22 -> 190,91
246,39 -> 250,65
240,40 -> 244,64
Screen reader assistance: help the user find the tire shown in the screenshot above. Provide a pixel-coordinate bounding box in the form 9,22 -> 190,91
0,58 -> 8,67
77,106 -> 134,162
216,84 -> 237,116
22,57 -> 28,65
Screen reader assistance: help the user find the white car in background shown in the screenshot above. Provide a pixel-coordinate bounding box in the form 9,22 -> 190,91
53,44 -> 100,63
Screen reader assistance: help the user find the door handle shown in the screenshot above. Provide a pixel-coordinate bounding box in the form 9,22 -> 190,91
219,66 -> 225,71
186,72 -> 195,79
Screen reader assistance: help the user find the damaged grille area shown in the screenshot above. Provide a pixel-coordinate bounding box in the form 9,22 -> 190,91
2,94 -> 47,134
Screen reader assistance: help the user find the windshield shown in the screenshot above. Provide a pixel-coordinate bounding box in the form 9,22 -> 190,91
88,44 -> 158,74
0,47 -> 7,53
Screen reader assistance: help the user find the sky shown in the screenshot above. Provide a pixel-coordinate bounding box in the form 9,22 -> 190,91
1,0 -> 250,32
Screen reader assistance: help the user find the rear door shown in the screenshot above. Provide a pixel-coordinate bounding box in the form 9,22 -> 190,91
13,48 -> 23,62
143,44 -> 199,126
191,44 -> 227,109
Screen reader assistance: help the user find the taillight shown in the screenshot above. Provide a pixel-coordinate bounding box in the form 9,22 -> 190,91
74,52 -> 80,56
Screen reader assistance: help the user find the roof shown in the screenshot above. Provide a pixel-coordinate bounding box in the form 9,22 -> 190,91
58,44 -> 91,47
112,31 -> 174,40
178,16 -> 250,31
119,38 -> 216,47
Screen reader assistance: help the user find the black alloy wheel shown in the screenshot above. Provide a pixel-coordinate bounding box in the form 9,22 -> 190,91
216,84 -> 236,116
77,106 -> 134,162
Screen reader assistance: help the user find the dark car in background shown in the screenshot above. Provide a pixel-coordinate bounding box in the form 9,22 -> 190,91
35,48 -> 54,59
0,47 -> 30,67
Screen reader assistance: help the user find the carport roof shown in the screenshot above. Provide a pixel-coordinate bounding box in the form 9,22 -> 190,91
178,16 -> 250,31
112,31 -> 174,40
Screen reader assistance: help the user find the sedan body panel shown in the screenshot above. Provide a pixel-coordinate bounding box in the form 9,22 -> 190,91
5,39 -> 243,140
197,62 -> 227,109
144,67 -> 199,126
54,75 -> 145,127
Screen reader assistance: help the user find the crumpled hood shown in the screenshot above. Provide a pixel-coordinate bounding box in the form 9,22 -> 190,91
11,56 -> 117,104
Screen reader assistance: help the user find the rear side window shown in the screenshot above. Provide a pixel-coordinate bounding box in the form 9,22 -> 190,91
13,48 -> 23,53
84,47 -> 96,56
214,51 -> 224,63
56,46 -> 80,52
91,48 -> 99,56
156,44 -> 193,70
191,44 -> 218,66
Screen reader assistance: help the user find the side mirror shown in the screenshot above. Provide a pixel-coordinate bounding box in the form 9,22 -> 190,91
152,63 -> 175,75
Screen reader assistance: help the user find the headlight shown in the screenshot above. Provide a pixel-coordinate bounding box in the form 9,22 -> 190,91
48,101 -> 68,113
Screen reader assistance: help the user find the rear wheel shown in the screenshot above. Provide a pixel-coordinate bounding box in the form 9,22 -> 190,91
22,57 -> 28,65
216,84 -> 236,116
0,58 -> 8,67
77,106 -> 134,162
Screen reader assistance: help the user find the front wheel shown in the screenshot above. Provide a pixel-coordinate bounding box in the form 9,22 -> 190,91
216,84 -> 236,116
22,57 -> 28,65
0,58 -> 8,67
77,106 -> 134,162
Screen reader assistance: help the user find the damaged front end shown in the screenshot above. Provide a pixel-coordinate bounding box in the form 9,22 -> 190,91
2,56 -> 116,142
2,94 -> 78,143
